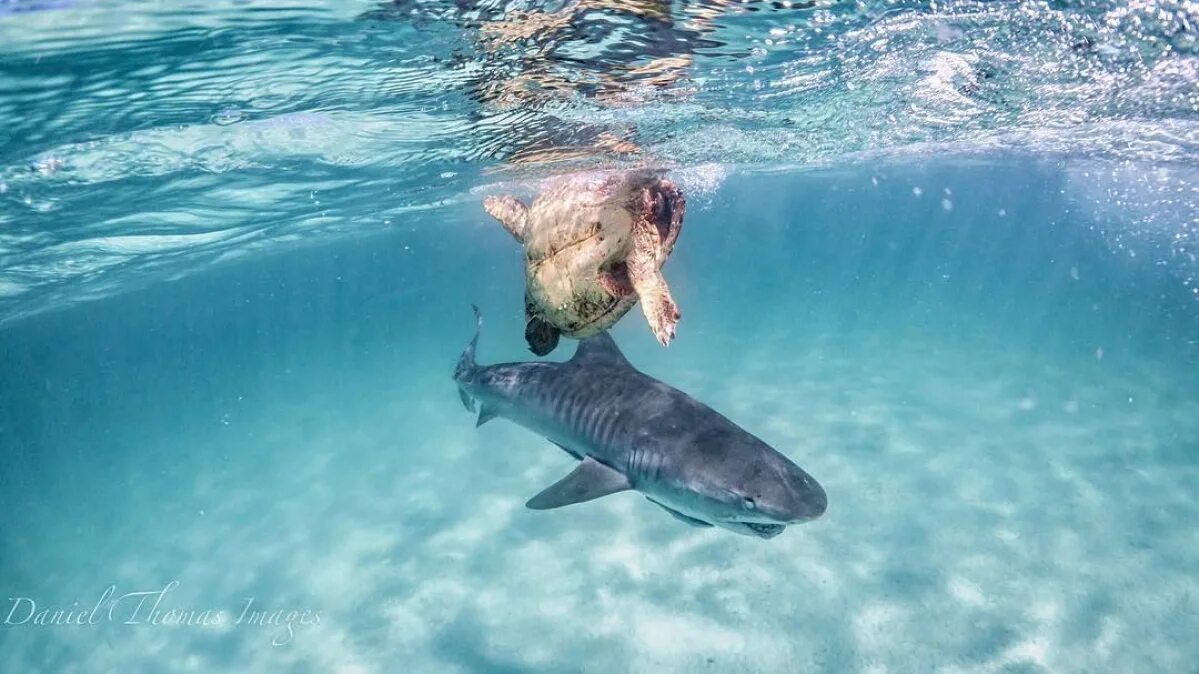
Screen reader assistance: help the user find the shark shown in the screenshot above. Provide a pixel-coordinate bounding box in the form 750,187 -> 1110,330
453,307 -> 827,538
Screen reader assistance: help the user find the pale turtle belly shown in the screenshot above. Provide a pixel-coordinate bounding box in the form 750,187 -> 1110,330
528,251 -> 635,337
522,195 -> 639,336
526,219 -> 635,337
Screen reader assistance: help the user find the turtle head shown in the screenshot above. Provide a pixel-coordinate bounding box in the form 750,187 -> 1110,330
647,178 -> 684,242
623,171 -> 685,249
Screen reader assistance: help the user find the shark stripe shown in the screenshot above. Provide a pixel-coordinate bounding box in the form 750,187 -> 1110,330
560,386 -> 575,428
580,402 -> 597,444
573,386 -> 587,426
543,377 -> 561,418
551,378 -> 572,421
588,390 -> 609,442
605,409 -> 625,450
596,408 -> 613,449
563,382 -> 580,424
589,403 -> 609,448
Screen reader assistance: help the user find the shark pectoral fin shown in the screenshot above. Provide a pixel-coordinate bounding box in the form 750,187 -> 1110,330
647,498 -> 714,528
476,405 -> 498,427
526,456 -> 631,510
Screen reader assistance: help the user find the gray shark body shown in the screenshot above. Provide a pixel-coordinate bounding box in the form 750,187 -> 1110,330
453,308 -> 827,538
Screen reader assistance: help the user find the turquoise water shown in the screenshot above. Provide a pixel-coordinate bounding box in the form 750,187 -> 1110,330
2,1 -> 1198,672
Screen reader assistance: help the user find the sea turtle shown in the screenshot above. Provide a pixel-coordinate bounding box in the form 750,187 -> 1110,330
483,169 -> 685,355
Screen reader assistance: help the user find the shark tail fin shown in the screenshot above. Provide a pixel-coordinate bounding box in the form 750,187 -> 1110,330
454,305 -> 483,397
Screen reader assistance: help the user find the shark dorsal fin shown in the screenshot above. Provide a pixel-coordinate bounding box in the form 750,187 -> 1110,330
526,456 -> 631,510
570,332 -> 632,369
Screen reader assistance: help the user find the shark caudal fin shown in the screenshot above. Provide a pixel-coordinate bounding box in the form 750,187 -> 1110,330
454,305 -> 483,411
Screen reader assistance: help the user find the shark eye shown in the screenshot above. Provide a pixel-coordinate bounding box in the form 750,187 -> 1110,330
743,497 -> 756,510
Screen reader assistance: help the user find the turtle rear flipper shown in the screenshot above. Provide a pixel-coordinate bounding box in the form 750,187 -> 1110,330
598,263 -> 635,297
525,316 -> 561,356
483,195 -> 530,242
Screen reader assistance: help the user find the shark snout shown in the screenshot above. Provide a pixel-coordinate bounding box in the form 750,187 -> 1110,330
771,469 -> 827,523
795,473 -> 827,521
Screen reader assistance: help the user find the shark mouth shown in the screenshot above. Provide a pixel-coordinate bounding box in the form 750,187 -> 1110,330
744,522 -> 786,538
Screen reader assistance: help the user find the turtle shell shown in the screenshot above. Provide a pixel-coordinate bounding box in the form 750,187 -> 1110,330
522,177 -> 639,337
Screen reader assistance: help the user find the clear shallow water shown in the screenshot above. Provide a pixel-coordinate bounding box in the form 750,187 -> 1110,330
2,162 -> 1198,672
2,1 -> 1199,673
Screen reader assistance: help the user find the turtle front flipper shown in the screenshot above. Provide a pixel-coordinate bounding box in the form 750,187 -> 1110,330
525,315 -> 561,356
628,221 -> 680,346
483,195 -> 530,242
629,256 -> 680,347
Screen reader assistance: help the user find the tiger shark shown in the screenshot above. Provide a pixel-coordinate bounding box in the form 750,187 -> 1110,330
453,307 -> 827,538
